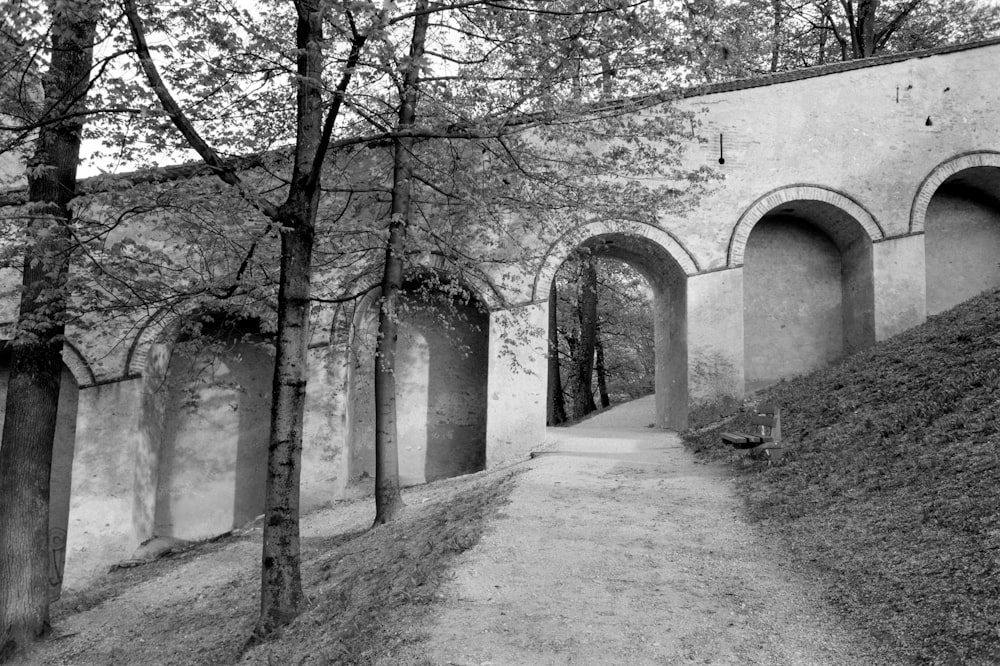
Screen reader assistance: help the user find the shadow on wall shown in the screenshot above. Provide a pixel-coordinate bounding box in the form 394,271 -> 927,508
925,170 -> 1000,316
151,318 -> 273,541
412,296 -> 488,482
743,202 -> 875,393
347,275 -> 489,488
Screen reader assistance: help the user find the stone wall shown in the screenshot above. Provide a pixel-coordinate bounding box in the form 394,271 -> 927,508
2,39 -> 1000,590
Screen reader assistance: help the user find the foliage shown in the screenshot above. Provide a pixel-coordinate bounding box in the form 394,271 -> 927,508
552,253 -> 654,414
683,288 -> 1000,664
682,0 -> 1000,80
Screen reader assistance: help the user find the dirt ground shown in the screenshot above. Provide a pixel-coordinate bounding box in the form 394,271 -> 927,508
29,396 -> 896,665
382,397 -> 894,665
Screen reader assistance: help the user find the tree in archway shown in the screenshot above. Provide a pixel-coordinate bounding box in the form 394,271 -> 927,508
595,261 -> 655,401
572,254 -> 599,418
547,282 -> 568,425
550,255 -> 655,419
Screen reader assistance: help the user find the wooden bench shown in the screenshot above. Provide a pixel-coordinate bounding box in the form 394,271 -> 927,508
721,403 -> 784,460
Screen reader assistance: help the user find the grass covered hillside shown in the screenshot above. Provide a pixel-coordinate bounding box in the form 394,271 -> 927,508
684,289 -> 1000,665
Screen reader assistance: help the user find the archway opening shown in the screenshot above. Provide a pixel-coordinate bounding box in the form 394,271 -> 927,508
546,233 -> 687,429
153,314 -> 273,540
743,200 -> 874,392
347,272 -> 490,487
0,348 -> 78,599
924,166 -> 1000,315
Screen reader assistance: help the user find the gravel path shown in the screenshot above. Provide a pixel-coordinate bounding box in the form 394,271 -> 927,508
386,396 -> 892,665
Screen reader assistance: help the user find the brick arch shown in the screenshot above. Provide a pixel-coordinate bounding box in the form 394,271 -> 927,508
727,185 -> 884,267
335,261 -> 501,357
341,254 -> 504,314
129,297 -> 344,376
125,305 -> 194,377
533,220 -> 699,302
61,341 -> 96,387
909,151 -> 1000,234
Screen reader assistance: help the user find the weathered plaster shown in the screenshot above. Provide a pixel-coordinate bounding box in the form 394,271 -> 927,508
925,189 -> 1000,315
872,234 -> 927,341
687,269 -> 744,405
485,302 -> 548,465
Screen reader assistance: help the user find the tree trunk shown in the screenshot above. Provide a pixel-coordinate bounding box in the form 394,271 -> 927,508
373,0 -> 431,526
547,283 -> 567,425
0,5 -> 97,658
852,0 -> 878,57
255,221 -> 312,636
373,211 -> 406,525
572,257 -> 598,418
770,0 -> 782,72
595,325 -> 611,409
125,0 -> 365,639
817,0 -> 831,64
254,0 -> 323,637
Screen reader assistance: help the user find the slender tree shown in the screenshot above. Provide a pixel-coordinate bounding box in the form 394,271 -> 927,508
572,254 -> 598,418
0,0 -> 99,657
372,0 -> 431,526
122,0 -> 371,636
547,282 -> 567,425
595,324 -> 611,409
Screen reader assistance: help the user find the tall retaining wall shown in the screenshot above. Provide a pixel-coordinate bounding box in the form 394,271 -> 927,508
1,38 -> 999,590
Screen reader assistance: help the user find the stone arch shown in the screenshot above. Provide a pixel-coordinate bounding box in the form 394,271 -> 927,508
341,254 -> 504,313
533,220 -> 699,303
738,187 -> 878,391
538,224 -> 689,429
913,152 -> 1000,315
728,185 -> 884,267
126,304 -> 199,378
910,152 -> 1000,234
345,267 -> 491,488
61,341 -> 96,388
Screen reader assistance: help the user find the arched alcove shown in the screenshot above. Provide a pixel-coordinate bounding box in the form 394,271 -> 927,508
346,272 -> 490,487
740,198 -> 876,391
916,158 -> 1000,315
542,230 -> 688,429
149,315 -> 274,540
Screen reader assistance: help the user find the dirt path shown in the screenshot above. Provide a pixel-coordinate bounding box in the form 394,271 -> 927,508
29,397 -> 895,665
385,396 -> 892,665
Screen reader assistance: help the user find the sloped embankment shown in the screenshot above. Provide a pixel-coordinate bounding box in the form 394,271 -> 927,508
684,289 -> 1000,665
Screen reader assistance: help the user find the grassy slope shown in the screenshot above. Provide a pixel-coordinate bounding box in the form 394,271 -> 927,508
43,468 -> 521,666
684,290 -> 1000,665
